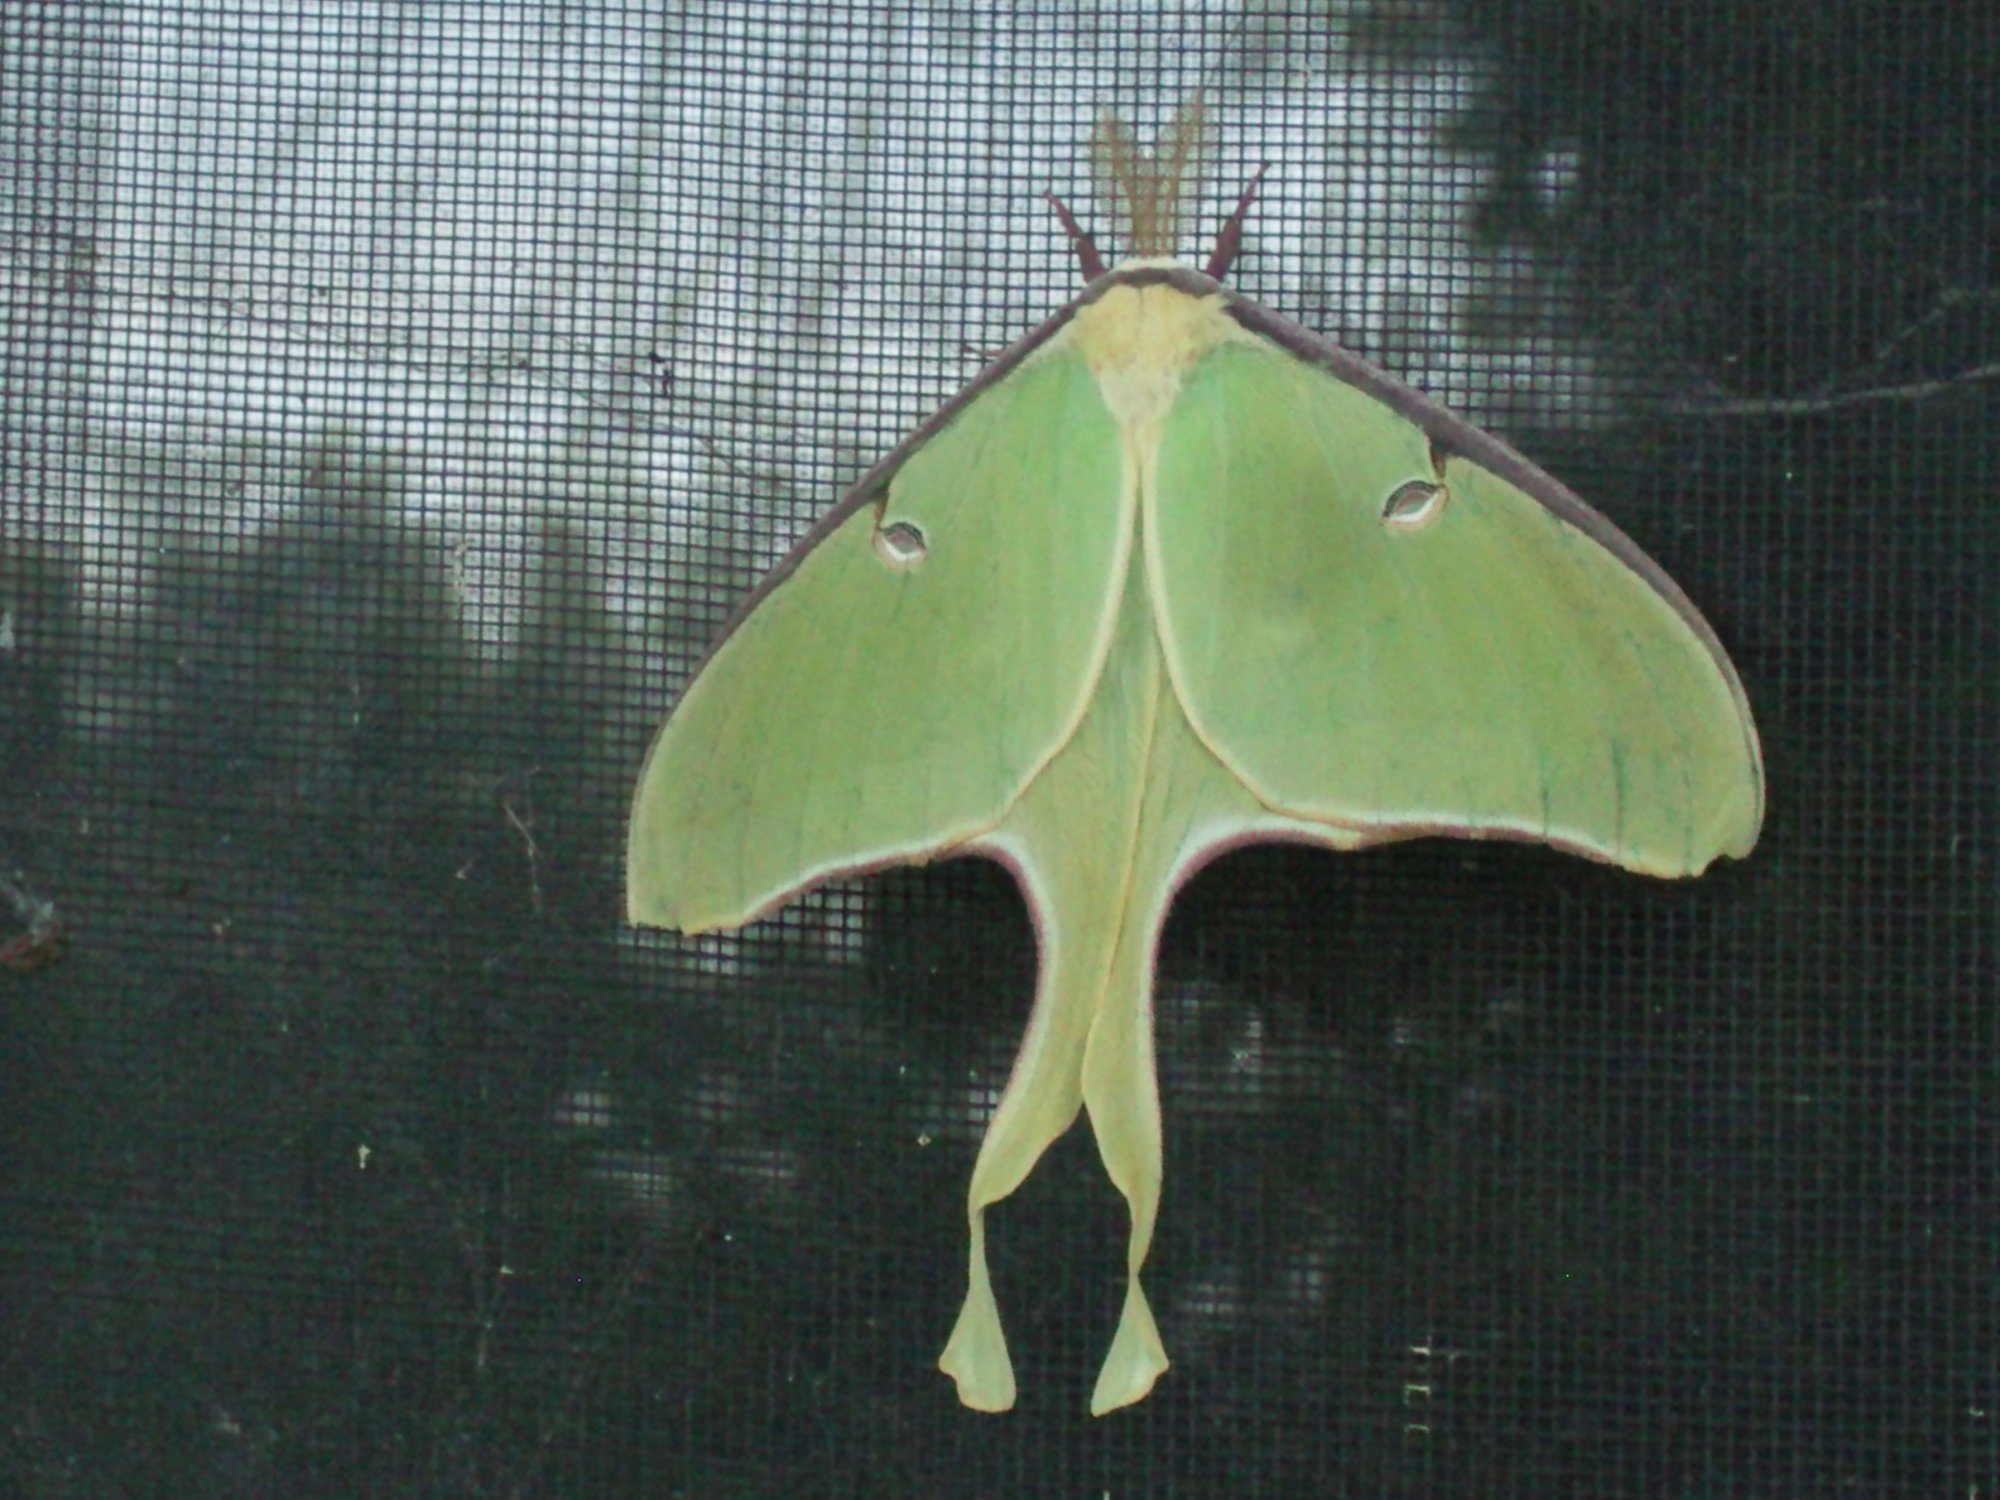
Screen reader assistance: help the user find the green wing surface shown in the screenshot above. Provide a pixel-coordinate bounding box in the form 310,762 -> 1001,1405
628,341 -> 1128,932
627,250 -> 1766,1418
1147,331 -> 1765,877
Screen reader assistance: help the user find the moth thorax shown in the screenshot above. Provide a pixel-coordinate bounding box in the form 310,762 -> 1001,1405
1072,283 -> 1231,430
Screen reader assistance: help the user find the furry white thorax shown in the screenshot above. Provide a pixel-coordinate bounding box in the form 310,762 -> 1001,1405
1069,267 -> 1234,433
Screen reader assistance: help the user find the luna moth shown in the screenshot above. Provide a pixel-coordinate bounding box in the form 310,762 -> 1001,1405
627,103 -> 1764,1416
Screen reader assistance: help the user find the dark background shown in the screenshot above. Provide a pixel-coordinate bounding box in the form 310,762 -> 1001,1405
4,2 -> 1996,1495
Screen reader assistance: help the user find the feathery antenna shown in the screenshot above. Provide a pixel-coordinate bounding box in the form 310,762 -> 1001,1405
1092,93 -> 1209,260
1046,92 -> 1266,283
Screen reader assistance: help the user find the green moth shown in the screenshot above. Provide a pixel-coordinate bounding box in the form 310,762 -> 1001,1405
628,105 -> 1764,1415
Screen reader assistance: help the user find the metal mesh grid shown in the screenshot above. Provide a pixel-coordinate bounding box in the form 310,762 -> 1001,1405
3,2 -> 1995,1494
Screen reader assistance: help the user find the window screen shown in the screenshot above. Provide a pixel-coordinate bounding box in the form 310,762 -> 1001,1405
3,2 -> 1994,1495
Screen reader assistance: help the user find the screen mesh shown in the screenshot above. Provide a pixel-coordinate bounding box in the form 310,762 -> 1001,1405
3,2 -> 1994,1494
